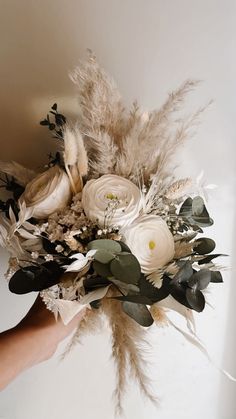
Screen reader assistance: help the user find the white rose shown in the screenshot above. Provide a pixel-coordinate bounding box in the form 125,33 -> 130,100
82,174 -> 142,227
122,215 -> 175,274
19,165 -> 71,219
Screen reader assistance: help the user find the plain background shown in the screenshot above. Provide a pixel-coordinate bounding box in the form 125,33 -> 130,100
0,1 -> 235,418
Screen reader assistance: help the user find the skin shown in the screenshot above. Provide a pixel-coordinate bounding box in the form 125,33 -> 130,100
0,296 -> 85,391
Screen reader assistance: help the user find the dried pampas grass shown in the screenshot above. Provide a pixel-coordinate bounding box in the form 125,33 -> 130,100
86,131 -> 118,176
62,308 -> 103,359
70,54 -> 211,192
102,294 -> 158,415
70,50 -> 126,147
164,178 -> 192,200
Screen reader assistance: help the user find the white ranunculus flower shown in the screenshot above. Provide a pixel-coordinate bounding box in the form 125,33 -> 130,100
19,165 -> 71,219
82,174 -> 142,227
122,215 -> 175,274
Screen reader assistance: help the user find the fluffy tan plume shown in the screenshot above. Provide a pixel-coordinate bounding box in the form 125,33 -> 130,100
165,178 -> 192,200
86,131 -> 118,176
102,292 -> 158,415
61,308 -> 103,359
0,161 -> 36,186
116,80 -> 204,184
70,51 -> 126,147
63,127 -> 79,166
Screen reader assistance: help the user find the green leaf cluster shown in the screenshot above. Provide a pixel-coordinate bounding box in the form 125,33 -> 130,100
88,239 -> 141,285
179,196 -> 213,229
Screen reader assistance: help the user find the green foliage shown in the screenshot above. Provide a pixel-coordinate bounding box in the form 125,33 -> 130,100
40,103 -> 66,140
9,262 -> 63,294
179,196 -> 213,229
110,253 -> 141,284
122,301 -> 154,327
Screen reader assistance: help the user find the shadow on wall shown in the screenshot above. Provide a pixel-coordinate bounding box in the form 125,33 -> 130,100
218,213 -> 236,419
0,1 -> 87,167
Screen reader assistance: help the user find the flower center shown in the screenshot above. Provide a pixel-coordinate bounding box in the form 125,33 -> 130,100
106,193 -> 118,200
149,240 -> 156,250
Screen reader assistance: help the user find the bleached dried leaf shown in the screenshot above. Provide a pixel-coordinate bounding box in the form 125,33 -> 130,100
54,299 -> 86,325
0,161 -> 36,186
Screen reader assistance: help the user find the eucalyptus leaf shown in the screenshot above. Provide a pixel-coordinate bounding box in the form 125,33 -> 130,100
109,278 -> 140,295
94,249 -> 115,264
191,197 -> 213,227
194,238 -> 216,255
113,295 -> 153,305
139,274 -> 170,303
83,275 -> 110,291
192,196 -> 205,216
122,301 -> 154,327
198,253 -> 227,265
179,197 -> 193,216
210,271 -> 223,283
93,260 -> 112,278
170,284 -> 192,309
186,288 -> 205,312
116,241 -> 132,253
88,239 -> 122,253
171,261 -> 193,285
188,269 -> 211,290
110,253 -> 141,284
9,262 -> 63,294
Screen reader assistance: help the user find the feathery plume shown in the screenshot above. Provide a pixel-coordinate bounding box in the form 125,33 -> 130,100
70,50 -> 125,147
102,292 -> 158,415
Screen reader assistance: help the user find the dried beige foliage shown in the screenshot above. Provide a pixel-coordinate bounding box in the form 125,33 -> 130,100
174,241 -> 193,259
102,291 -> 158,415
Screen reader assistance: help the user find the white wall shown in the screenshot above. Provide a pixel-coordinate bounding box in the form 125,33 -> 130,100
0,1 -> 235,418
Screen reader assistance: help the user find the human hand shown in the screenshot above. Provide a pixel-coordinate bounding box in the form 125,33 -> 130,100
0,295 -> 85,390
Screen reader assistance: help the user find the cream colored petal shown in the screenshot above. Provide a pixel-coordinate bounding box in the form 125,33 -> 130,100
54,300 -> 86,325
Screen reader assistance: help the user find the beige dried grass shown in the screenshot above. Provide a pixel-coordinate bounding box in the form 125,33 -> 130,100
70,50 -> 126,147
102,293 -> 158,415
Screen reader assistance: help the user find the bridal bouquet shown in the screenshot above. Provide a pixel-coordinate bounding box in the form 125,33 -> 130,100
0,52 -> 224,413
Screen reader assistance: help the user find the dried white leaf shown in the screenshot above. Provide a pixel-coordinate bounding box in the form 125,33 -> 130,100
54,300 -> 86,325
0,161 -> 36,186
